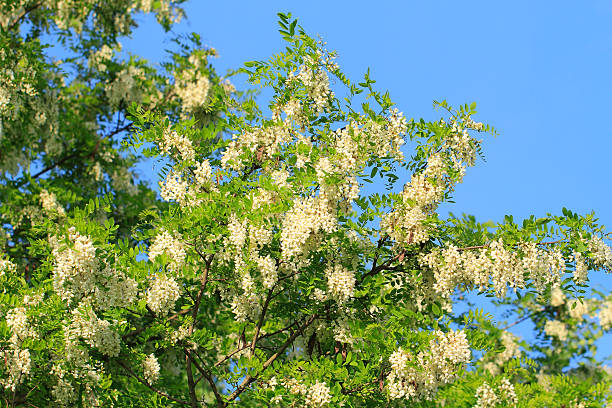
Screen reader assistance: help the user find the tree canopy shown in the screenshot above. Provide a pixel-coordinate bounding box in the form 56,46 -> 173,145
0,2 -> 611,407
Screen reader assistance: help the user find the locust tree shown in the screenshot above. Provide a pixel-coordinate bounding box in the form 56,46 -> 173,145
1,2 -> 612,407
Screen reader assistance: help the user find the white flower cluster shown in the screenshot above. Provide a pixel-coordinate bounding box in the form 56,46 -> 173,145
6,307 -> 36,343
387,330 -> 470,401
228,215 -> 248,249
598,301 -> 612,330
381,154 -> 450,248
325,264 -> 355,304
483,331 -> 522,375
256,254 -> 278,289
544,319 -> 568,341
159,170 -> 188,204
0,347 -> 31,391
146,274 -> 181,316
281,196 -> 336,260
589,236 -> 612,272
221,123 -> 292,171
51,227 -> 137,308
194,160 -> 213,185
573,250 -> 588,284
148,230 -> 186,273
51,227 -> 98,302
550,286 -> 566,307
305,381 -> 332,407
230,272 -> 262,322
143,353 -> 160,384
106,65 -> 145,108
94,266 -> 139,310
0,255 -> 16,276
446,118 -> 481,167
290,54 -> 334,113
419,240 -> 564,298
67,304 -> 121,357
88,44 -> 114,71
275,378 -> 332,407
40,189 -> 66,216
174,56 -> 211,112
158,128 -> 195,162
474,378 -> 517,408
51,374 -> 75,406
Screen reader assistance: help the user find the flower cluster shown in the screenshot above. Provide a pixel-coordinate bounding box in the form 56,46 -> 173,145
544,319 -> 568,341
51,227 -> 99,302
0,347 -> 31,391
6,307 -> 36,344
40,189 -> 65,216
387,330 -> 471,401
280,196 -> 337,260
159,170 -> 189,204
598,301 -> 612,330
146,274 -> 181,316
289,53 -> 334,113
148,230 -> 186,273
106,65 -> 146,108
88,44 -> 114,71
474,378 -> 517,408
419,240 -> 565,298
305,381 -> 332,407
174,53 -> 211,112
588,236 -> 612,272
51,227 -> 137,309
325,264 -> 355,304
143,353 -> 160,384
0,255 -> 16,276
158,128 -> 195,162
221,123 -> 292,171
66,304 -> 121,357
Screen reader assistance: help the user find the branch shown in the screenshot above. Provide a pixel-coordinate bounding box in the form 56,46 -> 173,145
225,314 -> 318,404
116,360 -> 190,405
184,252 -> 214,407
8,2 -> 42,30
184,349 -> 225,408
249,287 -> 275,356
28,122 -> 132,182
502,312 -> 539,331
457,240 -> 566,251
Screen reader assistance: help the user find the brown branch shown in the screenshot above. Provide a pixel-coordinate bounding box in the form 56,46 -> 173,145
184,349 -> 225,408
225,314 -> 318,404
458,240 -> 565,251
184,252 -> 214,407
116,360 -> 190,405
249,287 -> 275,357
214,344 -> 250,368
502,312 -> 538,331
8,2 -> 42,30
26,120 -> 133,183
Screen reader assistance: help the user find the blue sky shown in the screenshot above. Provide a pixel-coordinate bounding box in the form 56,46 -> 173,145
127,0 -> 611,229
122,1 -> 612,360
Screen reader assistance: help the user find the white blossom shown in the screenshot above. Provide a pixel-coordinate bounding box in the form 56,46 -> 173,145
143,353 -> 160,383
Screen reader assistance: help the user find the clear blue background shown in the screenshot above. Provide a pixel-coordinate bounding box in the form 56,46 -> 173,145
122,1 -> 612,363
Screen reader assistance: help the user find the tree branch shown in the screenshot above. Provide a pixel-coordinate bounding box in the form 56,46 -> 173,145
249,287 -> 275,357
8,2 -> 42,30
116,360 -> 190,405
225,314 -> 318,404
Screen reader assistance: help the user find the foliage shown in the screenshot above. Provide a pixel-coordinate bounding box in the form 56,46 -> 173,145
0,3 -> 611,407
